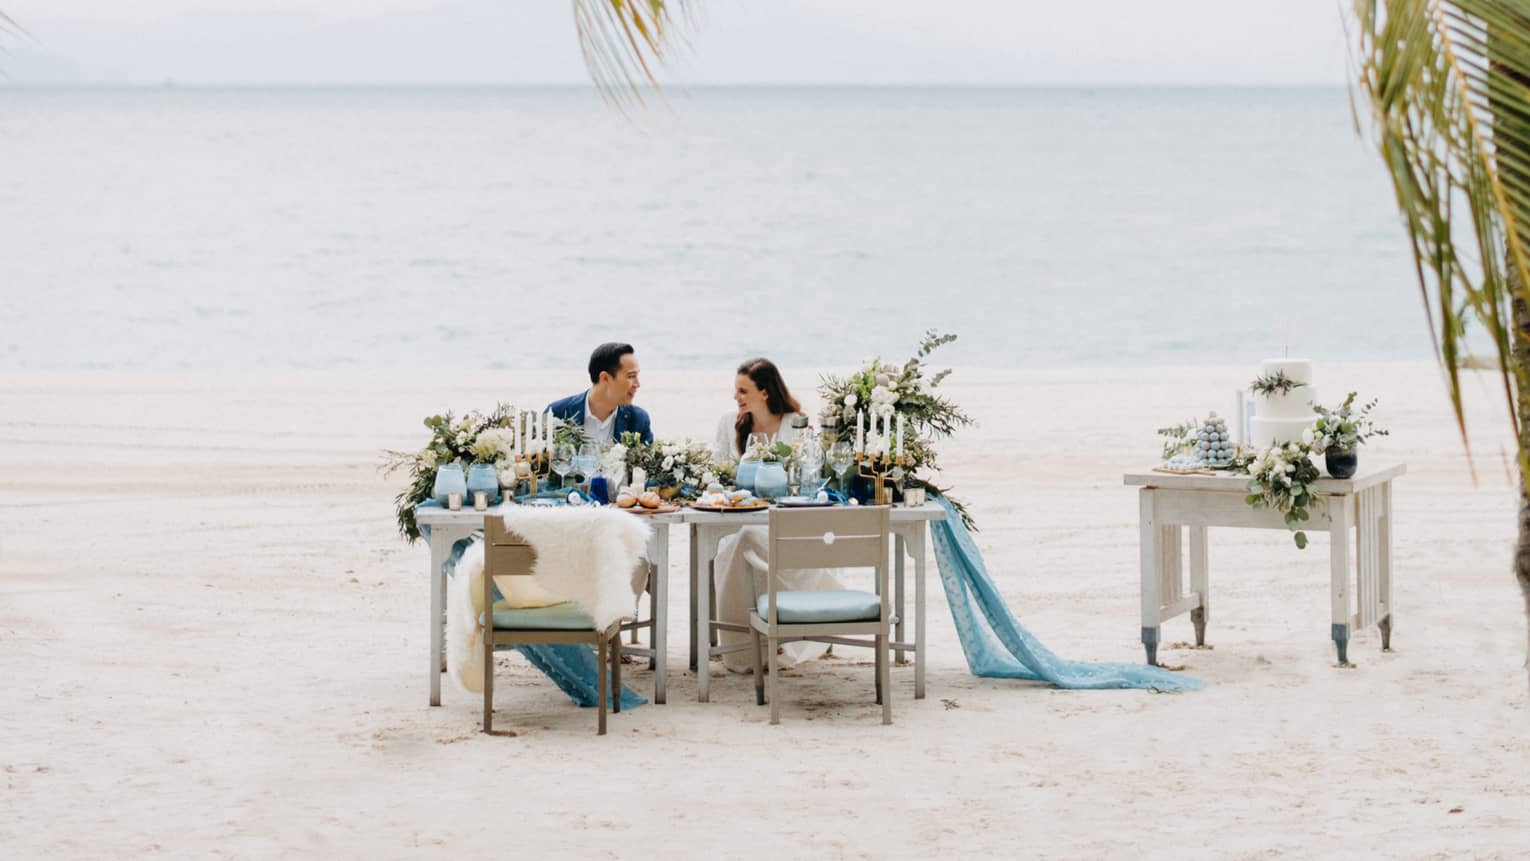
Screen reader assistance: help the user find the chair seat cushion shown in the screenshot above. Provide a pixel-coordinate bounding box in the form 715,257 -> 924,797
481,601 -> 595,630
756,590 -> 882,624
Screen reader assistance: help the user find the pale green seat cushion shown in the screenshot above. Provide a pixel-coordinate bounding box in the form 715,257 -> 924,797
481,601 -> 595,631
755,590 -> 882,624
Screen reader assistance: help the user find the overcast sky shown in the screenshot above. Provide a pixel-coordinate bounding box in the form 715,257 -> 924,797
1,1 -> 1352,86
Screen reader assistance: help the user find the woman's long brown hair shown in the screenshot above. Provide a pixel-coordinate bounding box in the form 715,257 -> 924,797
735,358 -> 802,457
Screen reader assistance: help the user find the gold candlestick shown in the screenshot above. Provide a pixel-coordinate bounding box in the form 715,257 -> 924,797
856,451 -> 908,506
514,451 -> 551,497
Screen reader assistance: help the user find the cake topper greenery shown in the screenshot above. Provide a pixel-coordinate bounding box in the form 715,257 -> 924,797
1248,370 -> 1308,397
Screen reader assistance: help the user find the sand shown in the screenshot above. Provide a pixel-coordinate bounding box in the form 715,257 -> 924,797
2,363 -> 1527,859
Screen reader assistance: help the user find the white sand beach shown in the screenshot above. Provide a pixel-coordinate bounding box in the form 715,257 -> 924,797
2,363 -> 1527,859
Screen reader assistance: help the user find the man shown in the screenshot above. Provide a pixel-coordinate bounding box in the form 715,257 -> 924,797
547,342 -> 653,445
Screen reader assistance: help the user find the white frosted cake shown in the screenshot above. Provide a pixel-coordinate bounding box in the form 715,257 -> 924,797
1249,358 -> 1319,450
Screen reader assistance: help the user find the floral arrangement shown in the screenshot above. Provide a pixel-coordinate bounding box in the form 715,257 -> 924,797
384,403 -> 525,542
1312,392 -> 1388,454
614,432 -> 719,497
1249,370 -> 1308,397
744,438 -> 796,464
1235,441 -> 1322,549
819,330 -> 976,527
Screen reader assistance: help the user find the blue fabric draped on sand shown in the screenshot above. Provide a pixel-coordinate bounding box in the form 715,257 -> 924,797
929,495 -> 1203,691
417,507 -> 646,710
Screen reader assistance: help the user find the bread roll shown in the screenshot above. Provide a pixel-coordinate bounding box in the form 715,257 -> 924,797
639,491 -> 663,509
616,492 -> 638,509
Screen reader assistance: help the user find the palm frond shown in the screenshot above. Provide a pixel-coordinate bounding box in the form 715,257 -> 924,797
1351,0 -> 1530,483
572,0 -> 690,108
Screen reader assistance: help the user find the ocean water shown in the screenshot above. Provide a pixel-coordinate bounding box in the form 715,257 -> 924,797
1,86 -> 1431,371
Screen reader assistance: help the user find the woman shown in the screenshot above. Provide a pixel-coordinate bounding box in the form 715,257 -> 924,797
712,357 -> 805,463
711,359 -> 845,672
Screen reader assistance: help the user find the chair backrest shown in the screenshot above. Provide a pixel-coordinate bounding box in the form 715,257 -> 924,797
483,516 -> 537,578
767,506 -> 890,573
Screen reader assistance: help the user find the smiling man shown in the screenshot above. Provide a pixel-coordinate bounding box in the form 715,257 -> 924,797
547,342 -> 653,446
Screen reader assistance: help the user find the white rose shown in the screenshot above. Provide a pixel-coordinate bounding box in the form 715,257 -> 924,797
1301,428 -> 1314,446
844,393 -> 858,408
662,456 -> 675,471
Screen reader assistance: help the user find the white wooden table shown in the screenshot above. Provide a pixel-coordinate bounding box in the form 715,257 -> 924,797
684,503 -> 947,702
1123,462 -> 1405,666
414,505 -> 680,706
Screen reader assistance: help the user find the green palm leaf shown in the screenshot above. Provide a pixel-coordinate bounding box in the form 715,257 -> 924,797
1351,0 -> 1530,481
572,0 -> 689,106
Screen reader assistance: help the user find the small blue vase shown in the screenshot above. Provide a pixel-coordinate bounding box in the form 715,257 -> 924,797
432,462 -> 467,506
466,462 -> 501,505
735,459 -> 760,494
753,462 -> 788,501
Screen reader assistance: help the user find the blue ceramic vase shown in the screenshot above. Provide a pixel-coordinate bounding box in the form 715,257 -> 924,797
466,462 -> 501,505
432,462 -> 467,506
753,461 -> 788,500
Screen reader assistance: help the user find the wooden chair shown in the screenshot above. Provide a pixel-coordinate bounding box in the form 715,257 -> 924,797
748,506 -> 893,725
480,516 -> 625,735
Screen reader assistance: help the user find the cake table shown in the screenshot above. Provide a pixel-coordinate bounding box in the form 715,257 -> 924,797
1123,461 -> 1405,666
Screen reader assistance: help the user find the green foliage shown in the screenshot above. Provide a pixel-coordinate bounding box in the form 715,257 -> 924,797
818,332 -> 976,526
1312,392 -> 1389,454
1248,371 -> 1308,397
1156,419 -> 1198,460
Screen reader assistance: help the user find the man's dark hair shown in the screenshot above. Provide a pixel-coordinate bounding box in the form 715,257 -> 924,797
588,342 -> 635,384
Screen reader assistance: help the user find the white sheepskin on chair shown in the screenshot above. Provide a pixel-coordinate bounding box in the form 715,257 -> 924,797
447,507 -> 651,693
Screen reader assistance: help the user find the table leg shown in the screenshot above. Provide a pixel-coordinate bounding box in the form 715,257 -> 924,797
1330,496 -> 1354,665
651,523 -> 668,704
688,524 -> 699,672
1139,489 -> 1162,666
912,526 -> 927,700
1189,525 -> 1209,646
894,533 -> 908,664
696,540 -> 712,703
428,535 -> 451,707
1378,481 -> 1394,651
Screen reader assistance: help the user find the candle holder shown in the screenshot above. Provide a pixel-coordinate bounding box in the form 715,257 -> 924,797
856,451 -> 908,506
513,451 -> 551,497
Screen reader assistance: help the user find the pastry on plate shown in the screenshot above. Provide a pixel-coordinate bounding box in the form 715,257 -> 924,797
639,491 -> 663,509
616,492 -> 637,509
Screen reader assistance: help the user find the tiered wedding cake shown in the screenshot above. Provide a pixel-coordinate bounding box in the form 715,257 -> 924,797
1249,358 -> 1319,450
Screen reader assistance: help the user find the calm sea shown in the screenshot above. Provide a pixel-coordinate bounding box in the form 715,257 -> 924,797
1,86 -> 1432,370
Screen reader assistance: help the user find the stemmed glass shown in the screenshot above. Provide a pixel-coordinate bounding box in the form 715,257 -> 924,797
747,431 -> 772,458
827,441 -> 854,497
551,444 -> 575,490
572,443 -> 601,487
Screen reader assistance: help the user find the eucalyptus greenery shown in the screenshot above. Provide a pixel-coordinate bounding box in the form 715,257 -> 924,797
819,330 -> 976,528
382,403 -> 520,542
1232,442 -> 1324,549
1248,371 -> 1308,397
1313,393 -> 1389,454
1156,419 -> 1199,460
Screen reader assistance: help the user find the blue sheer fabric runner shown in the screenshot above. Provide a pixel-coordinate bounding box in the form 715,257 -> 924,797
417,502 -> 646,710
929,495 -> 1204,691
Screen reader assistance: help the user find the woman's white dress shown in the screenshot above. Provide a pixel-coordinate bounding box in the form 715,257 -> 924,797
710,412 -> 846,672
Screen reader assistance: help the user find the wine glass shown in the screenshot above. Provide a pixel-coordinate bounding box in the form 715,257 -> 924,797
747,431 -> 772,459
551,444 -> 575,490
827,441 -> 854,496
573,443 -> 601,487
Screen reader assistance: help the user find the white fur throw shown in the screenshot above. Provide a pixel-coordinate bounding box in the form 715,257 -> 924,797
447,506 -> 651,693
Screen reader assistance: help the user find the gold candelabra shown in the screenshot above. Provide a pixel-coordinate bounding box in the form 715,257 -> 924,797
513,451 -> 551,497
856,450 -> 908,506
